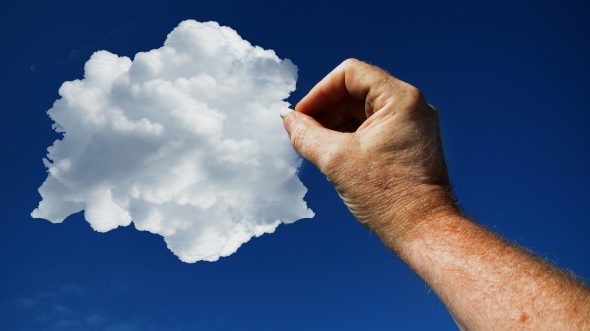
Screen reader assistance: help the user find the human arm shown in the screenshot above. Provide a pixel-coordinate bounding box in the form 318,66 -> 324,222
282,59 -> 590,330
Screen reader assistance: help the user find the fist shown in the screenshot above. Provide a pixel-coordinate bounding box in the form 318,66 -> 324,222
283,59 -> 458,248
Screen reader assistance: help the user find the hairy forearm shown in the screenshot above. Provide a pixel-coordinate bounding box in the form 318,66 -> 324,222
284,58 -> 589,329
377,210 -> 590,330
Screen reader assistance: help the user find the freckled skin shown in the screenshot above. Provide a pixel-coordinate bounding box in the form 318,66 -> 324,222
283,59 -> 590,330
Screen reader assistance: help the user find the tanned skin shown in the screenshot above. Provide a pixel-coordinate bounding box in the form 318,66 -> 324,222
282,59 -> 590,330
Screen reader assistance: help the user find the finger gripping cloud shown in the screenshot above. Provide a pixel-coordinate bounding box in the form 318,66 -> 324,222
32,20 -> 314,263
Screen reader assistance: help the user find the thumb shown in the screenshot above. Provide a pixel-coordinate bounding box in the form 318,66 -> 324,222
282,110 -> 347,173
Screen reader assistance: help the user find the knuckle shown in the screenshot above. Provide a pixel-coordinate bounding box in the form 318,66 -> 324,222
341,58 -> 371,72
341,57 -> 361,68
402,84 -> 425,105
393,86 -> 430,120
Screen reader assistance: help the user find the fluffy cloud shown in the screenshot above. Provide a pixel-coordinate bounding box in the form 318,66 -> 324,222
32,20 -> 313,263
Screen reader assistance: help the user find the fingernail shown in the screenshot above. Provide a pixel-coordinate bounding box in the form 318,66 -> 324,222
280,109 -> 293,120
282,111 -> 297,135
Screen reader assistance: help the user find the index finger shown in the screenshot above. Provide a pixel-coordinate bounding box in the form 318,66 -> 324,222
295,58 -> 402,118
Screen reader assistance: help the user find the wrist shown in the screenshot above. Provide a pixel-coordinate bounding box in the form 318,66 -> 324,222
368,184 -> 461,253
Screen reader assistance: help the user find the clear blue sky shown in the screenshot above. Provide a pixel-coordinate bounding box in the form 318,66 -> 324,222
1,0 -> 589,330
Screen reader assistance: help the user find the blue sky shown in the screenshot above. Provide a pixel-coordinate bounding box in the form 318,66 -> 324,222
1,0 -> 589,330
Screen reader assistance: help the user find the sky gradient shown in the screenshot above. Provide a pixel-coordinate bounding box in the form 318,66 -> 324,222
1,0 -> 589,330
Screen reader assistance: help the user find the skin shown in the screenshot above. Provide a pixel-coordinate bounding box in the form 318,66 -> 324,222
282,58 -> 590,330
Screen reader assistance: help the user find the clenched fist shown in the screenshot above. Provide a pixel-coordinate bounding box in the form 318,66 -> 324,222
283,58 -> 457,250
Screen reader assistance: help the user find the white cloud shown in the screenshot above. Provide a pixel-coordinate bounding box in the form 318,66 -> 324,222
32,20 -> 313,263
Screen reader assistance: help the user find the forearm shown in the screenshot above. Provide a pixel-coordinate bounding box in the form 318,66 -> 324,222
284,58 -> 590,329
377,210 -> 590,330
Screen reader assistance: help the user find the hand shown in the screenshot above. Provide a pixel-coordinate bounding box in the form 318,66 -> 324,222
283,59 -> 458,249
284,59 -> 590,330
